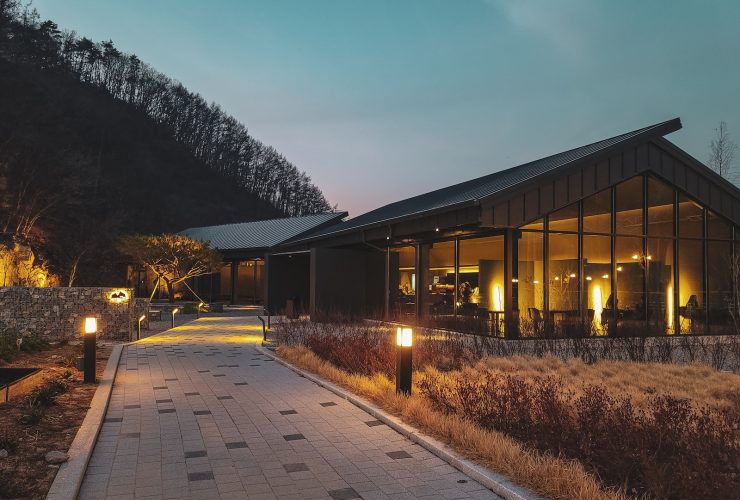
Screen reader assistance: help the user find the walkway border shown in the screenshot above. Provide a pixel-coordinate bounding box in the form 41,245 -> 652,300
46,343 -> 125,500
256,346 -> 540,500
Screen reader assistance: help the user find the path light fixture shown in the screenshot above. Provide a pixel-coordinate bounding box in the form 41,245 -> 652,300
137,314 -> 146,341
197,302 -> 204,319
171,308 -> 179,329
395,327 -> 413,395
83,317 -> 97,383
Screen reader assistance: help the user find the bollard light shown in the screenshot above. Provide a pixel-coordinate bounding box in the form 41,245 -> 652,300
197,302 -> 204,319
171,308 -> 179,329
83,317 -> 97,383
395,327 -> 413,395
137,314 -> 146,341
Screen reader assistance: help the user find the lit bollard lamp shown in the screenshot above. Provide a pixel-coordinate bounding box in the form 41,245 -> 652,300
171,308 -> 179,329
197,302 -> 204,319
83,317 -> 97,384
395,327 -> 413,395
137,314 -> 146,341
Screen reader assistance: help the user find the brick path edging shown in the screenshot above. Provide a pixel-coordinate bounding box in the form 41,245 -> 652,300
46,344 -> 125,500
256,346 -> 541,500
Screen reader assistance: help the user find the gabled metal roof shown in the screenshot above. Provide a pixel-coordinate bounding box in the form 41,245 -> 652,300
180,212 -> 347,251
294,118 -> 682,242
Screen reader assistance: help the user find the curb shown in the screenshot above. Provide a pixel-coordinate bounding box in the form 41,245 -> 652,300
256,346 -> 540,500
46,343 -> 125,500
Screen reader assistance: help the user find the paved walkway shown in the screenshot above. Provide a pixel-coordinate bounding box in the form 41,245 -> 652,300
79,316 -> 500,500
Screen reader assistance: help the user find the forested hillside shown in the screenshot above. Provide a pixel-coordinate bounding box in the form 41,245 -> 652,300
0,1 -> 332,286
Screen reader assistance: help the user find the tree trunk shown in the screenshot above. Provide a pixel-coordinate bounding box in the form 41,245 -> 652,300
164,278 -> 174,303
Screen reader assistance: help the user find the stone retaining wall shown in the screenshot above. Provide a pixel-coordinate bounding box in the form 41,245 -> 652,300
0,287 -> 145,341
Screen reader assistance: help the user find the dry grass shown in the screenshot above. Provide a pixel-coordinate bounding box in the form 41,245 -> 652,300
480,355 -> 740,411
277,345 -> 620,500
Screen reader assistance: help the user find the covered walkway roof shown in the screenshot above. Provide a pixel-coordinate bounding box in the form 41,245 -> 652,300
180,211 -> 347,255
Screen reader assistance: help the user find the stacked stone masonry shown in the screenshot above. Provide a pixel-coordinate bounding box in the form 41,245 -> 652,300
0,287 -> 147,341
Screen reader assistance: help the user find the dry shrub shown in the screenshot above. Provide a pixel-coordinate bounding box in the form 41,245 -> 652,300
277,318 -> 471,375
277,345 -> 618,500
479,355 -> 740,411
420,367 -> 739,499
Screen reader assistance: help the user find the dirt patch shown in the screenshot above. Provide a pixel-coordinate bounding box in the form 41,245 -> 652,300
0,342 -> 113,499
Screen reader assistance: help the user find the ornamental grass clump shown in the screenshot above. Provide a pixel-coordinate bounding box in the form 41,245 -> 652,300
419,368 -> 739,500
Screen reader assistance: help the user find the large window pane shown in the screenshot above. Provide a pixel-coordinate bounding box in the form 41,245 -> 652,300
615,236 -> 645,334
420,241 -> 455,327
708,240 -> 733,333
518,232 -> 544,337
647,238 -> 674,334
548,203 -> 578,232
458,236 -> 505,335
708,211 -> 732,239
616,177 -> 644,235
583,188 -> 611,233
678,239 -> 704,333
583,235 -> 611,336
647,177 -> 674,237
549,233 -> 579,335
389,246 -> 416,319
678,195 -> 703,238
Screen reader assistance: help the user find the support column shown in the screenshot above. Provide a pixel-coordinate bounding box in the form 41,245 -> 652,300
504,229 -> 519,338
384,248 -> 390,320
230,260 -> 238,305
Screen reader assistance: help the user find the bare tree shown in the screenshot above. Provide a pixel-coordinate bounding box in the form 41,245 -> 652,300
119,234 -> 221,303
708,121 -> 737,181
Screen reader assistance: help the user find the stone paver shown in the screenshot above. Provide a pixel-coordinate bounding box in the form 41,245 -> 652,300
80,316 -> 501,499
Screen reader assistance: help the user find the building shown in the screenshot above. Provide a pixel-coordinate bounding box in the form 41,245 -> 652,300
185,118 -> 740,337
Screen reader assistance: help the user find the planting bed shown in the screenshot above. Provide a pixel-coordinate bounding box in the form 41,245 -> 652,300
275,319 -> 740,500
0,342 -> 112,499
0,367 -> 43,403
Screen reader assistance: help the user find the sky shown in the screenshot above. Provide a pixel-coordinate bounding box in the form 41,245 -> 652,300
32,0 -> 740,217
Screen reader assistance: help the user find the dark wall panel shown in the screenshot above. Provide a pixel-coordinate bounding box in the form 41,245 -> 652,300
310,247 -> 384,316
266,254 -> 310,313
524,189 -> 540,222
568,172 -> 582,201
609,153 -> 623,183
509,195 -> 524,226
493,202 -> 509,227
553,177 -> 568,208
595,160 -> 610,190
582,164 -> 596,196
540,183 -> 554,213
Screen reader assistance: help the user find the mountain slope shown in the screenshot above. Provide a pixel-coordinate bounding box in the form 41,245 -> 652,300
0,58 -> 285,284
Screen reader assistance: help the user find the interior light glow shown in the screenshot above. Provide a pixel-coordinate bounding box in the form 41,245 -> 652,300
602,274 -> 609,279
586,276 -> 592,281
493,285 -> 503,311
667,285 -> 674,332
593,286 -> 603,327
632,254 -> 639,260
569,273 -> 576,278
617,266 -> 623,272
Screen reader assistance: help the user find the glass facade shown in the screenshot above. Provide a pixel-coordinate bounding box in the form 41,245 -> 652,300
387,174 -> 738,337
420,241 -> 455,328
518,231 -> 544,336
388,246 -> 416,319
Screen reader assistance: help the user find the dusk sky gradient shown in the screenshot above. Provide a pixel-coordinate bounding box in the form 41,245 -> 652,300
33,0 -> 740,217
